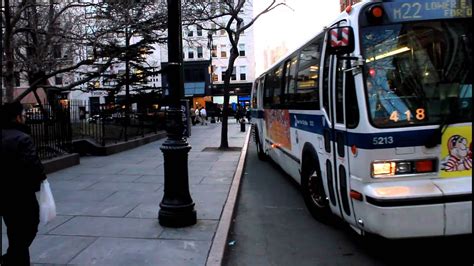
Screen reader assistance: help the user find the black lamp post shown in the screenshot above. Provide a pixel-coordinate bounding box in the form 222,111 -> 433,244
158,0 -> 196,227
124,25 -> 130,142
207,31 -> 213,91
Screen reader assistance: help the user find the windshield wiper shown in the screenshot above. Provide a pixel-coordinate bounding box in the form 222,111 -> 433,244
424,109 -> 457,148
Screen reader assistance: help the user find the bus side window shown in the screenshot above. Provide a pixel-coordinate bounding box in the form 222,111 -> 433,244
323,48 -> 331,120
272,65 -> 284,107
335,60 -> 344,124
345,71 -> 359,128
263,74 -> 273,108
292,37 -> 323,110
251,80 -> 259,109
284,56 -> 298,108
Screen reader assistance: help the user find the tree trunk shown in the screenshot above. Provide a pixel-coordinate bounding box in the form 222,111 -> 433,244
219,49 -> 239,149
3,0 -> 15,103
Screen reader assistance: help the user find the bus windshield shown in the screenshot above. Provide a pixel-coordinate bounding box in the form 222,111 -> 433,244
361,20 -> 472,128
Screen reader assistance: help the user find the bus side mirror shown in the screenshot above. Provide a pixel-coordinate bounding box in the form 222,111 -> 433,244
327,26 -> 355,55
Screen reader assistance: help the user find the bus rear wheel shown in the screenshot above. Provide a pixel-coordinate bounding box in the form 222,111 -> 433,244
301,155 -> 331,223
254,127 -> 266,161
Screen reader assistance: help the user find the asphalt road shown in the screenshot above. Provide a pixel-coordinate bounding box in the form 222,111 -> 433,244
223,138 -> 472,266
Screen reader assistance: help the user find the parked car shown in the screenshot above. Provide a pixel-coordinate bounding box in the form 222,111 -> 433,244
87,114 -> 113,123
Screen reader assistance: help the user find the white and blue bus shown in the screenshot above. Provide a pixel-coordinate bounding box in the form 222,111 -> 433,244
251,0 -> 472,238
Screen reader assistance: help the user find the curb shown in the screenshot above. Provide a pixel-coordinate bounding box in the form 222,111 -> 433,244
206,128 -> 252,266
72,131 -> 167,156
43,153 -> 80,174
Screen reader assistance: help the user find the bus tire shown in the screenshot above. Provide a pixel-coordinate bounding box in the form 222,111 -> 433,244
301,152 -> 331,223
254,126 -> 266,161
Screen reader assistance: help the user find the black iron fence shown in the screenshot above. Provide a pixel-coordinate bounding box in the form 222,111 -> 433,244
25,103 -> 73,161
24,100 -> 165,160
68,100 -> 165,146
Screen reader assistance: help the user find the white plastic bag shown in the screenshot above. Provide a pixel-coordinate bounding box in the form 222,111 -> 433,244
36,180 -> 56,225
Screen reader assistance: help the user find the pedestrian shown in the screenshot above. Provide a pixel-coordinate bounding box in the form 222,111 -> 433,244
1,102 -> 47,266
200,107 -> 208,125
190,107 -> 197,125
235,105 -> 242,123
216,106 -> 222,122
245,105 -> 251,122
195,107 -> 202,125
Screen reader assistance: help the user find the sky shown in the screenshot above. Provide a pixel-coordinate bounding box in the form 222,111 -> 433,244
253,0 -> 341,75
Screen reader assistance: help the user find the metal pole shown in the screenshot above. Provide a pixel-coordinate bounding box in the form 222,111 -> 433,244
125,26 -> 130,142
158,0 -> 196,227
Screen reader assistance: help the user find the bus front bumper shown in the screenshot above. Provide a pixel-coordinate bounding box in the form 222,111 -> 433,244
354,177 -> 472,239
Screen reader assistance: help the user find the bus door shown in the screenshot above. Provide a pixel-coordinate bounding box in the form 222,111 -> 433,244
252,78 -> 265,143
325,22 -> 357,224
331,56 -> 357,225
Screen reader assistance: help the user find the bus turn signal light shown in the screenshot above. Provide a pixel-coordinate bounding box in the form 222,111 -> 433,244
415,160 -> 434,173
350,190 -> 363,201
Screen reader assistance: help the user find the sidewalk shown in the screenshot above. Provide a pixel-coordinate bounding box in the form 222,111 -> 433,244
2,121 -> 251,265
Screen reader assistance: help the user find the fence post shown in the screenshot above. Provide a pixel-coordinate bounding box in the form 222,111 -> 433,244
101,106 -> 106,146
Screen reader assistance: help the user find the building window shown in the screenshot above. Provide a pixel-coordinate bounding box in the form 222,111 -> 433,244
85,5 -> 95,18
188,49 -> 194,59
231,67 -> 236,80
239,66 -> 247,80
55,76 -> 63,85
220,45 -> 227,58
187,28 -> 194,37
86,45 -> 94,59
197,47 -> 203,58
53,45 -> 62,59
221,68 -> 227,81
211,45 -> 217,57
14,72 -> 20,87
197,25 -> 203,36
212,65 -> 218,81
239,43 -> 245,56
211,24 -> 216,35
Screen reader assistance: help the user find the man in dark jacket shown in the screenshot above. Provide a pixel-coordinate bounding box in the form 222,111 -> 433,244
1,102 -> 47,265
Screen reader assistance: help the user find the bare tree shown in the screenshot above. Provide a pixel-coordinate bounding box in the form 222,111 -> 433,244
1,0 -> 167,106
184,0 -> 287,149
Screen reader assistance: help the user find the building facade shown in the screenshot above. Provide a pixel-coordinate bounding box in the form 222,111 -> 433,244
160,3 -> 255,110
340,0 -> 362,11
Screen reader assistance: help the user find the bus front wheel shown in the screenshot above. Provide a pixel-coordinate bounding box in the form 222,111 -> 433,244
301,155 -> 331,223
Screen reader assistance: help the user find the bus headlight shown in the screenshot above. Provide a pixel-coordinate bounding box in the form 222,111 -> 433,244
372,162 -> 396,176
371,159 -> 436,178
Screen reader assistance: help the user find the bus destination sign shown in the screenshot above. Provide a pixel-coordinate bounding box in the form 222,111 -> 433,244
384,0 -> 472,22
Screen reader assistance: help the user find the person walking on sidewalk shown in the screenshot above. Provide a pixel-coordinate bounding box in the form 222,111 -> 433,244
1,102 -> 47,266
199,107 -> 208,125
216,106 -> 222,122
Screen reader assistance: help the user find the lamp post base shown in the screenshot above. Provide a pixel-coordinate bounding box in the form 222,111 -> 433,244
158,202 -> 196,228
158,118 -> 196,227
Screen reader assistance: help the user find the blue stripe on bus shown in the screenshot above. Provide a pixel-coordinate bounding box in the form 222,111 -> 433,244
287,113 -> 437,149
346,130 -> 436,149
255,112 -> 439,149
289,113 -> 325,135
251,109 -> 264,119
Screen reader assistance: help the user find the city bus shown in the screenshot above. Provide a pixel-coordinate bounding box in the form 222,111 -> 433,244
250,0 -> 472,239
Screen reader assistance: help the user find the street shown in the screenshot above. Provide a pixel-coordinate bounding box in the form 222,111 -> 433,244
224,138 -> 472,266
